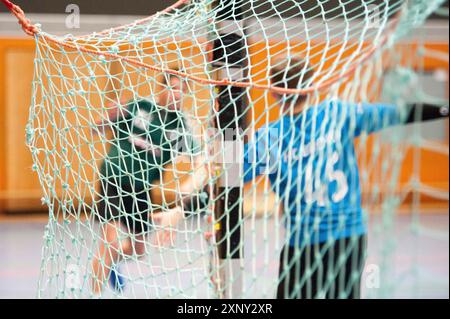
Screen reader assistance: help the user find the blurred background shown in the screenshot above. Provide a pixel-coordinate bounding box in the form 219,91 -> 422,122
0,0 -> 448,298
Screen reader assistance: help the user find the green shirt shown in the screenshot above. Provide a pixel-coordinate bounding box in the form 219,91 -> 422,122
100,99 -> 199,189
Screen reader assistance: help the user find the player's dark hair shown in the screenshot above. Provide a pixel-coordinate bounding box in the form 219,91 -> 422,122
270,57 -> 314,106
161,68 -> 182,88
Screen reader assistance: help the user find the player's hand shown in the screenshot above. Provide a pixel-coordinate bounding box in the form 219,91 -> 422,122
152,207 -> 184,247
204,214 -> 215,241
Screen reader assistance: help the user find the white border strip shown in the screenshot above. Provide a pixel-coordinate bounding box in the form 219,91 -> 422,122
0,13 -> 448,43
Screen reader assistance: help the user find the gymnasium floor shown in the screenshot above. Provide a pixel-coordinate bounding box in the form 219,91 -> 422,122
0,211 -> 448,299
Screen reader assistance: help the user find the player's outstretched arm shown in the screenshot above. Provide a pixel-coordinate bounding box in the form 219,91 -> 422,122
352,101 -> 449,136
178,155 -> 210,194
152,188 -> 210,247
152,156 -> 210,246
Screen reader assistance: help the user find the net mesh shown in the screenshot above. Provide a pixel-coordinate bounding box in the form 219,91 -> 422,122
25,0 -> 448,298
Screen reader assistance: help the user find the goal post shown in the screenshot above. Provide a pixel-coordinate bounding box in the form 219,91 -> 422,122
211,0 -> 247,299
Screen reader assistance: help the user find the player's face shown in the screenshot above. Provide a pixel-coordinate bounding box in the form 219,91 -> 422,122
163,76 -> 184,110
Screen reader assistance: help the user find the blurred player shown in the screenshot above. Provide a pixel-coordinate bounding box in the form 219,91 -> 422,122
173,57 -> 448,299
91,72 -> 205,294
250,57 -> 449,299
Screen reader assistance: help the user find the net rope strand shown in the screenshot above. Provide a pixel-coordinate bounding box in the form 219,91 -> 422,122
0,0 -> 38,36
0,0 -> 188,38
1,0 -> 404,96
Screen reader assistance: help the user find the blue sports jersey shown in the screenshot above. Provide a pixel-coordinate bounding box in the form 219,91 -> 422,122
243,100 -> 405,246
